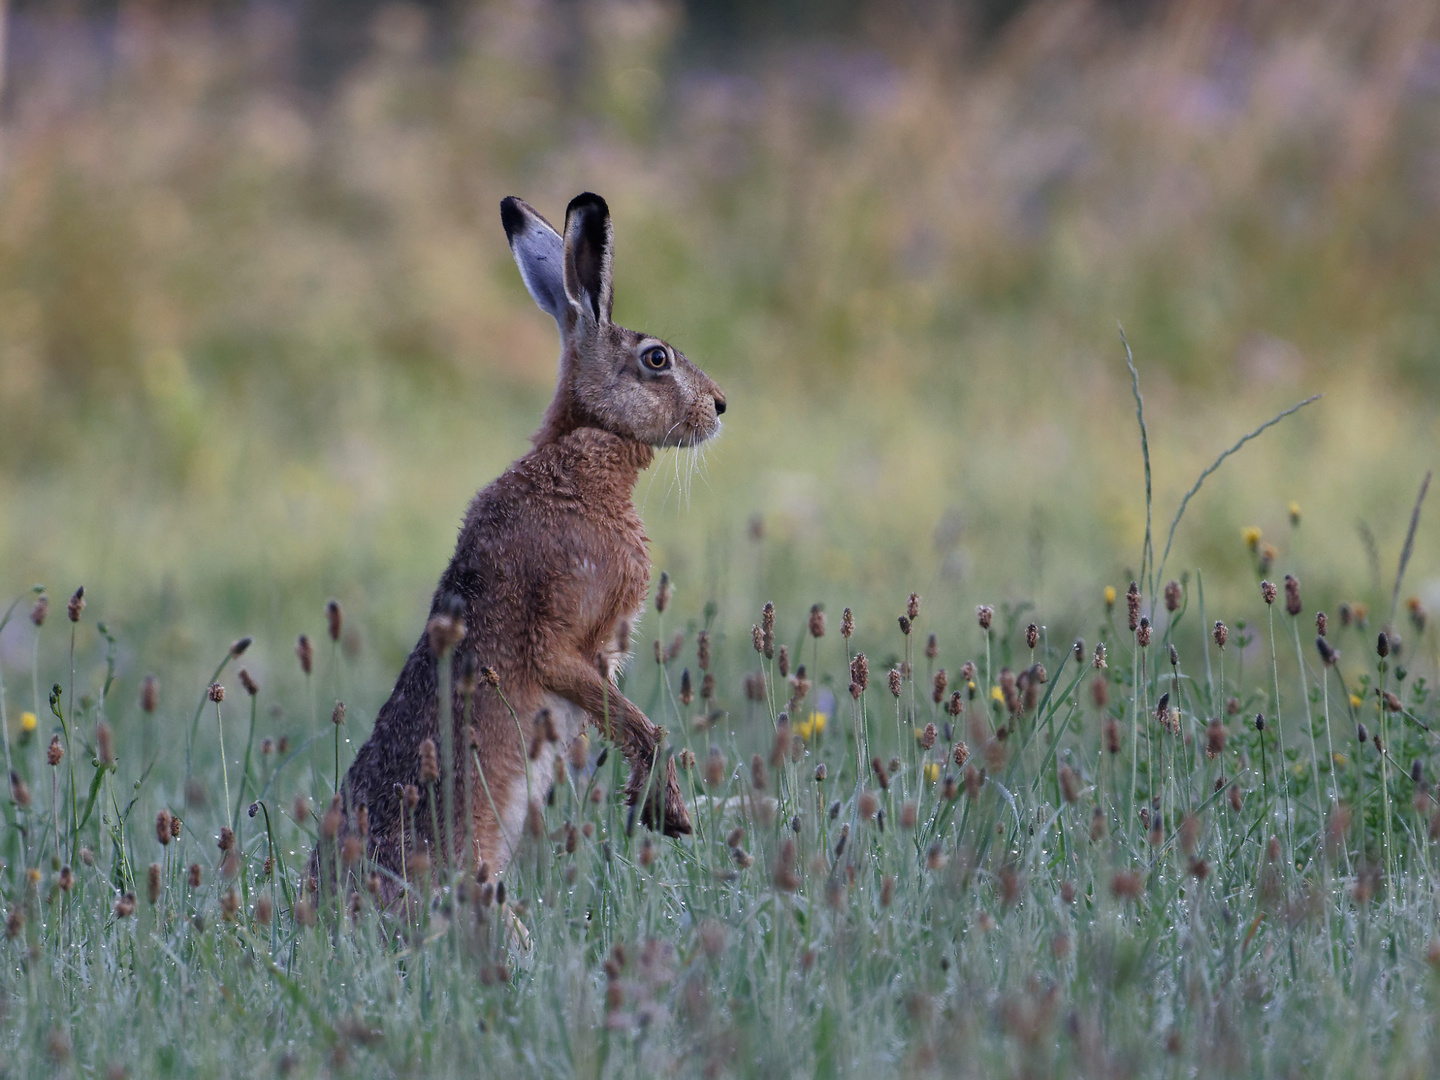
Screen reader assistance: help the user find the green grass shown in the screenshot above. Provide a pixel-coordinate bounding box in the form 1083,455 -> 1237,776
5,484 -> 1440,1077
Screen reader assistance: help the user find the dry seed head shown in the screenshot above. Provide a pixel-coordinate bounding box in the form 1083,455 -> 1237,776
156,809 -> 173,846
67,586 -> 85,623
695,629 -> 711,672
403,784 -> 420,810
976,605 -> 994,631
679,669 -> 693,706
30,595 -> 48,626
655,572 -> 671,614
426,614 -> 465,656
218,826 -> 234,852
1383,690 -> 1402,714
1408,597 -> 1427,633
858,790 -> 879,820
237,668 -> 258,697
292,794 -> 311,823
1104,719 -> 1121,755
941,774 -> 959,800
964,763 -> 982,799
147,863 -> 161,905
947,690 -> 963,717
1377,632 -> 1390,659
850,653 -> 868,694
880,875 -> 896,907
140,675 -> 158,713
9,771 -> 30,808
331,701 -> 346,726
1090,807 -> 1107,841
1136,618 -> 1152,648
777,644 -> 789,678
1205,719 -> 1226,758
1164,579 -> 1182,613
1126,581 -> 1140,631
1092,675 -> 1109,709
1058,764 -> 1079,804
814,762 -> 827,782
1228,783 -> 1243,812
871,756 -> 889,791
907,593 -> 921,621
1168,643 -> 1179,667
841,607 -> 854,638
888,668 -> 902,697
230,636 -> 252,659
704,745 -> 725,787
325,599 -> 343,643
96,722 -> 114,766
1339,602 -> 1354,627
773,839 -> 800,892
1258,543 -> 1276,574
761,600 -> 775,636
255,893 -> 273,926
322,802 -> 342,841
419,738 -> 440,784
1025,623 -> 1039,650
296,634 -> 313,675
208,682 -> 225,704
187,863 -> 202,889
171,814 -> 182,840
1073,639 -> 1084,662
751,625 -> 763,653
800,604 -> 823,642
47,736 -> 63,768
1110,870 -> 1142,901
750,754 -> 767,792
1261,580 -> 1277,605
925,633 -> 939,660
114,893 -> 136,919
920,723 -> 937,751
900,801 -> 918,829
1315,637 -> 1338,666
701,672 -> 715,701
1213,621 -> 1228,649
953,742 -> 970,768
1284,574 -> 1302,617
1316,611 -> 1328,637
898,614 -> 911,636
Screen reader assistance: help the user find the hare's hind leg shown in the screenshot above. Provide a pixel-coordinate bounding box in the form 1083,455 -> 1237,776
544,653 -> 692,837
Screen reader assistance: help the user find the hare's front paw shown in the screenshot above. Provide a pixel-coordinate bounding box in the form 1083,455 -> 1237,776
632,756 -> 692,837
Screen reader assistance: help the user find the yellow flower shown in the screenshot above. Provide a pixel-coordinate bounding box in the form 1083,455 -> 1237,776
1243,526 -> 1262,551
1288,501 -> 1301,526
1293,762 -> 1305,776
1349,694 -> 1362,709
991,686 -> 1004,703
914,727 -> 927,743
924,762 -> 940,783
1103,585 -> 1116,609
20,712 -> 37,733
796,712 -> 827,741
26,868 -> 39,885
1333,753 -> 1347,767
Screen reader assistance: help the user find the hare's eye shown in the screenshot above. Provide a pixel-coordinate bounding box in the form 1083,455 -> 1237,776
641,345 -> 670,371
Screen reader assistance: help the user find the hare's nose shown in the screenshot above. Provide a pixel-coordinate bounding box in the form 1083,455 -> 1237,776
713,394 -> 726,416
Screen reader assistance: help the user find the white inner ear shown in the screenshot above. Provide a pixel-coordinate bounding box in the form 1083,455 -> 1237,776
510,221 -> 568,326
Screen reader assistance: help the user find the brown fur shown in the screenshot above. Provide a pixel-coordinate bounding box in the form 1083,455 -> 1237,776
312,193 -> 723,900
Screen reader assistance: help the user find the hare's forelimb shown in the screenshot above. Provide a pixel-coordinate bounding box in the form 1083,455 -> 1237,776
544,652 -> 692,837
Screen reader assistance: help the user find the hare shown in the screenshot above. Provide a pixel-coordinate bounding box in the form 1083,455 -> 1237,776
314,193 -> 724,898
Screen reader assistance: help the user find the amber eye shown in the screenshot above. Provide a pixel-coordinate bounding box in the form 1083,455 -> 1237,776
641,345 -> 670,371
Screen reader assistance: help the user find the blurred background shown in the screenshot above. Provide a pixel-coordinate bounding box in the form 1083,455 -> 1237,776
2,0 -> 1439,722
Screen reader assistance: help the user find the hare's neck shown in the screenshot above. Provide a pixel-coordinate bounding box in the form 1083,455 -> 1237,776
538,427 -> 654,494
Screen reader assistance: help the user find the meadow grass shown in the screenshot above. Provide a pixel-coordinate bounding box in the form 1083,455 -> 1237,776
4,455 -> 1440,1078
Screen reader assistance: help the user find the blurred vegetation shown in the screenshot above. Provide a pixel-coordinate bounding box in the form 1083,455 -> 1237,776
1,0 -> 1439,697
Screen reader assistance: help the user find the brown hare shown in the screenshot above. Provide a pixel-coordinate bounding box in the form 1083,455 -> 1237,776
314,192 -> 724,898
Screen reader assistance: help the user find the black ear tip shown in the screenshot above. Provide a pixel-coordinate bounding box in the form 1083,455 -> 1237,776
566,191 -> 609,220
500,197 -> 525,242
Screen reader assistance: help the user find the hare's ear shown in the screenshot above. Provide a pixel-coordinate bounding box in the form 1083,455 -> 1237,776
562,192 -> 613,327
500,196 -> 567,326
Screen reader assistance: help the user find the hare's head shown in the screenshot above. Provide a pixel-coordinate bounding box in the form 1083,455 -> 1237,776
501,193 -> 725,448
